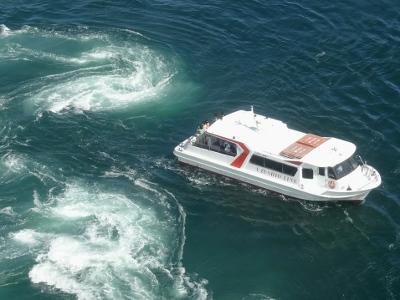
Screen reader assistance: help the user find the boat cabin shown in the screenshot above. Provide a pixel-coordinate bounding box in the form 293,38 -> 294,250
192,110 -> 362,191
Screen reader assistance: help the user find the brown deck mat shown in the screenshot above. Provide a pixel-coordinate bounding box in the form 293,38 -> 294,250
280,134 -> 329,159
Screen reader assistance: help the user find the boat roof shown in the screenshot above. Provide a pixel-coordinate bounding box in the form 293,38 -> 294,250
206,109 -> 356,167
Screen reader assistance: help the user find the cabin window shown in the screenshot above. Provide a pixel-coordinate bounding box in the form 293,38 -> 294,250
249,155 -> 298,176
318,167 -> 325,176
264,158 -> 282,172
328,167 -> 336,179
332,155 -> 359,179
194,134 -> 237,156
281,163 -> 298,177
328,156 -> 359,180
250,155 -> 265,167
302,168 -> 313,179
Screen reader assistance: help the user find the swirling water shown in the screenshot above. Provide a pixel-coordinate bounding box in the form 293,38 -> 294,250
0,1 -> 399,299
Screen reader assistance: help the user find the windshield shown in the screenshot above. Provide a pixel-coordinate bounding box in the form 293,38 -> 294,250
328,155 -> 360,180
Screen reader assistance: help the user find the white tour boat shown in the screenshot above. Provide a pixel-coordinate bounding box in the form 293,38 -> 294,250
173,107 -> 381,202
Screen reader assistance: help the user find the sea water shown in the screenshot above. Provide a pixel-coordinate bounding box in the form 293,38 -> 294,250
0,1 -> 399,299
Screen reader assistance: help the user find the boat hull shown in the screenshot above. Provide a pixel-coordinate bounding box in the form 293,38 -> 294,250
174,145 -> 372,203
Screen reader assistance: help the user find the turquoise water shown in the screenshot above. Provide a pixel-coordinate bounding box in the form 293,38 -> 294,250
0,1 -> 399,299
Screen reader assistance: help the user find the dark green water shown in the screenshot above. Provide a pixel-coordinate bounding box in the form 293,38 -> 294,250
1,1 -> 399,299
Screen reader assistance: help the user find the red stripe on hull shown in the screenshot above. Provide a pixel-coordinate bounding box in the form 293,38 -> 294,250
230,141 -> 249,168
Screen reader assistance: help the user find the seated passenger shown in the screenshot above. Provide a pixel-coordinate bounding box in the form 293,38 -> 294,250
224,143 -> 231,153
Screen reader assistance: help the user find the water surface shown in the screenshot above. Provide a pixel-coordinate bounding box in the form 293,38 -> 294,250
0,1 -> 399,299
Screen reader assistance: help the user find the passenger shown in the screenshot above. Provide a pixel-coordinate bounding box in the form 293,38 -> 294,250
206,136 -> 211,147
218,140 -> 225,151
196,122 -> 204,134
224,143 -> 231,153
195,122 -> 206,144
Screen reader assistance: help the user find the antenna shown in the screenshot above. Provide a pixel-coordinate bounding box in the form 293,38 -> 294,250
250,105 -> 259,128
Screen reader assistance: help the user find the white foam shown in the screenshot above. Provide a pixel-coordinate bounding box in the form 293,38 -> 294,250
121,28 -> 148,39
101,166 -> 137,182
151,157 -> 234,189
0,152 -> 62,194
298,200 -> 326,213
0,97 -> 6,111
0,26 -> 176,114
29,46 -> 174,113
84,49 -> 116,60
0,24 -> 11,36
27,182 -> 208,299
1,153 -> 26,173
0,44 -> 119,65
0,206 -> 16,216
26,161 -> 62,185
11,229 -> 45,246
243,293 -> 276,300
30,261 -> 95,300
0,24 -> 105,41
0,27 -> 175,114
33,190 -> 43,209
344,209 -> 354,224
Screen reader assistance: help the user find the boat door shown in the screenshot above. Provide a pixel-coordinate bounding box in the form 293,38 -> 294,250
300,167 -> 315,189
